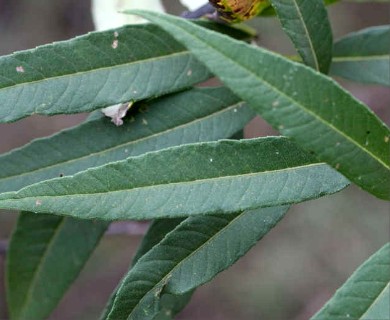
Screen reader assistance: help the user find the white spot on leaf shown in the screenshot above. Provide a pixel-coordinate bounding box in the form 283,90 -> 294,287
112,39 -> 118,49
102,102 -> 133,126
16,66 -> 25,73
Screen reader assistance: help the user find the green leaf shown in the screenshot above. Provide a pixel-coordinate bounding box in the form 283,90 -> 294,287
270,0 -> 333,73
258,0 -> 340,17
0,22 -> 251,123
6,213 -> 108,320
5,87 -> 252,320
330,25 -> 390,86
0,87 -> 254,193
103,206 -> 290,319
129,11 -> 390,200
0,24 -> 207,123
312,243 -> 390,320
132,219 -> 185,266
101,218 -> 186,320
150,293 -> 193,320
133,219 -> 194,320
0,137 -> 349,220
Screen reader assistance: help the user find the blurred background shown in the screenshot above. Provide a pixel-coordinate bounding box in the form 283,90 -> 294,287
0,1 -> 389,319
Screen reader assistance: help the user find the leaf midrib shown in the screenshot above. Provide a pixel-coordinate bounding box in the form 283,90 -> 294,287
165,18 -> 389,170
17,217 -> 66,319
109,210 -> 250,319
0,163 -> 331,202
359,281 -> 390,319
0,51 -> 190,92
0,102 -> 245,185
290,0 -> 320,71
332,55 -> 389,62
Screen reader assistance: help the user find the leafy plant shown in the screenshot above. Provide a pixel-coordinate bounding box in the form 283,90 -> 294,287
0,1 -> 389,319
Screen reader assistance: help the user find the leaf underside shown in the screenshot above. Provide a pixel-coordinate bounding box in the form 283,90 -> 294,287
330,25 -> 390,86
128,11 -> 390,200
101,218 -> 190,320
312,243 -> 390,320
0,137 -> 349,220
104,206 -> 290,319
270,0 -> 333,73
5,86 -> 254,320
6,213 -> 108,320
0,21 -> 250,123
0,87 -> 254,193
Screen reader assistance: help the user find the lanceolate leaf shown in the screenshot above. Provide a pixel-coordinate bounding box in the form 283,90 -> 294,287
101,219 -> 189,320
103,206 -> 290,320
0,137 -> 349,220
5,87 -> 253,320
270,0 -> 333,73
6,213 -> 108,320
0,22 -> 250,123
130,11 -> 390,199
0,24 -> 205,122
312,243 -> 390,320
0,87 -> 254,193
330,25 -> 390,86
